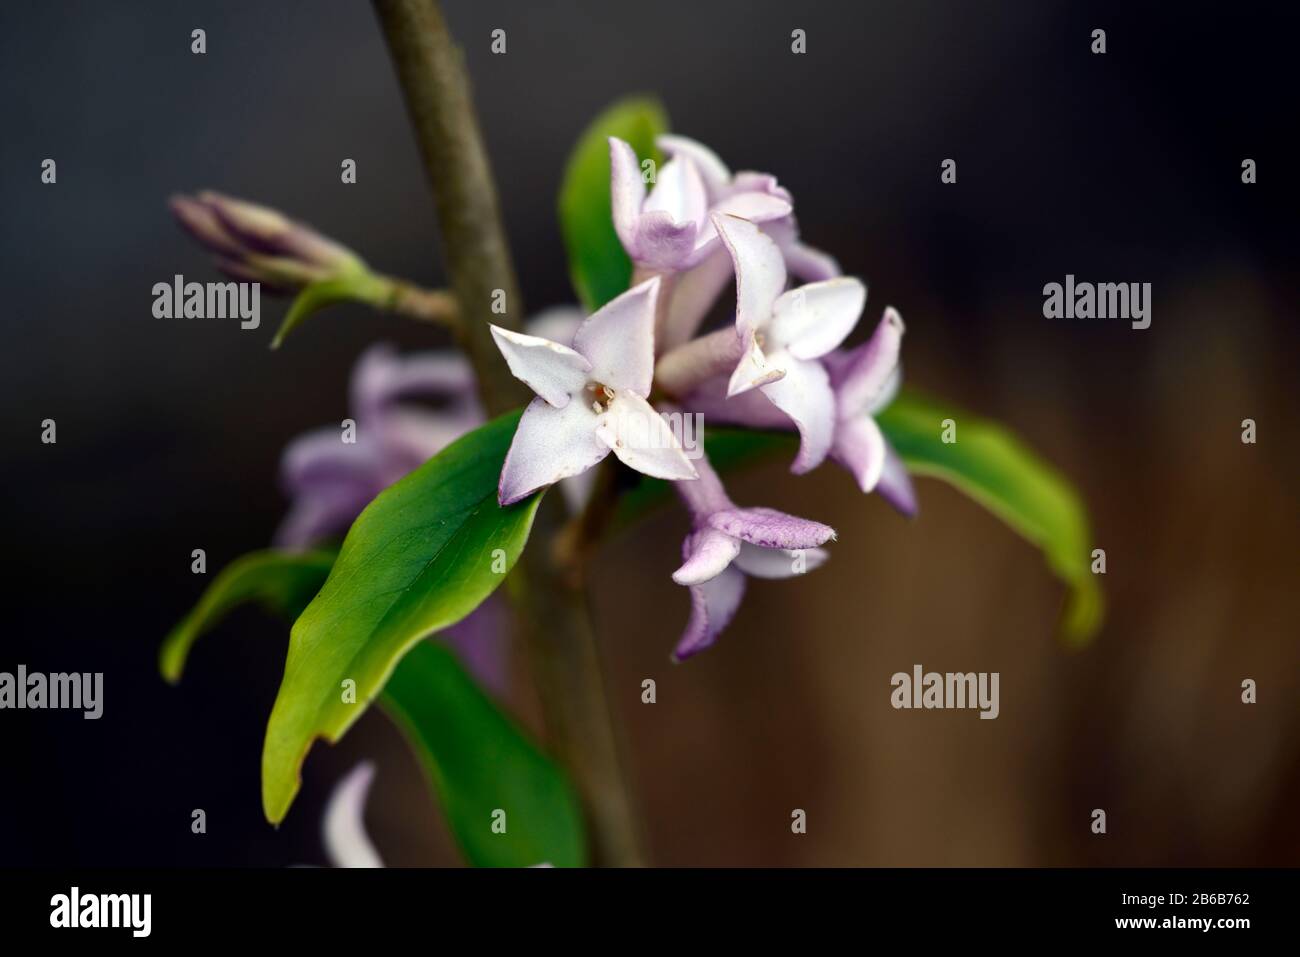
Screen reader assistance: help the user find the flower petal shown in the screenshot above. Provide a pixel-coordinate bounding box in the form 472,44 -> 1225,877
831,413 -> 887,493
682,373 -> 792,430
655,326 -> 744,398
706,506 -> 835,550
728,171 -> 792,204
708,190 -> 792,226
609,136 -> 646,252
323,762 -> 383,868
672,527 -> 741,585
440,600 -> 510,697
274,484 -> 377,551
674,566 -> 746,661
656,134 -> 731,194
280,426 -> 384,492
644,156 -> 708,232
713,213 -> 786,336
833,307 -> 905,416
758,356 -> 836,473
769,277 -> 866,359
632,211 -> 699,271
572,277 -> 659,396
525,305 -> 586,347
671,445 -> 734,517
660,246 -> 733,350
499,396 -> 608,505
732,543 -> 830,580
875,441 -> 919,517
726,331 -> 785,397
869,365 -> 902,416
762,216 -> 841,282
689,193 -> 792,265
595,391 -> 698,481
490,324 -> 591,408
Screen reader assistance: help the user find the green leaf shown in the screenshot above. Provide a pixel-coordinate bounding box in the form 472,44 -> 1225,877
270,271 -> 387,349
558,97 -> 669,311
262,409 -> 542,824
380,641 -> 586,867
160,537 -> 586,866
876,391 -> 1104,645
159,548 -> 337,684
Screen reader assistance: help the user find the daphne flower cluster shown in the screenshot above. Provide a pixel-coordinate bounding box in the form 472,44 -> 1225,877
492,135 -> 915,659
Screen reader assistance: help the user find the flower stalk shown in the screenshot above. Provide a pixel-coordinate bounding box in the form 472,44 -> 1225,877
372,0 -> 647,867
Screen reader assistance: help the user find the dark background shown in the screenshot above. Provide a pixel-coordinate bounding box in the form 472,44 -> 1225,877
1,0 -> 1296,866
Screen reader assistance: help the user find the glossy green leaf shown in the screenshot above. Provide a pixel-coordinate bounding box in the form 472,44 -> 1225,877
558,97 -> 668,311
160,548 -> 337,684
160,542 -> 585,866
262,409 -> 542,824
379,641 -> 586,867
876,391 -> 1103,645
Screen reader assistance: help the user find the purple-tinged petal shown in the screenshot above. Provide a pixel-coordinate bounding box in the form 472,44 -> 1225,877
656,134 -> 731,194
683,190 -> 793,268
671,447 -> 734,517
323,762 -> 383,868
440,600 -> 510,697
490,324 -> 591,408
708,190 -> 792,227
672,527 -> 741,586
595,391 -> 698,481
732,543 -> 830,580
169,194 -> 245,258
632,210 -> 699,271
831,414 -> 887,493
499,397 -> 609,505
376,407 -> 472,478
200,191 -> 362,272
682,373 -> 792,430
728,171 -> 793,205
763,216 -> 841,282
713,213 -> 787,335
525,305 -> 585,347
758,356 -> 836,473
280,427 -> 386,492
350,344 -> 474,421
870,365 -> 902,416
572,278 -> 658,396
608,137 -> 646,252
782,240 -> 841,283
655,326 -> 743,399
706,506 -> 835,550
273,485 -> 377,551
390,354 -> 478,403
726,331 -> 785,397
674,565 -> 746,661
770,278 -> 866,360
875,441 -> 919,517
833,308 -> 905,417
643,157 -> 708,232
659,246 -> 733,350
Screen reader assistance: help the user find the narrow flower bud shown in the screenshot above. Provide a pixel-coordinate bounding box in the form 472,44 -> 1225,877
169,191 -> 366,292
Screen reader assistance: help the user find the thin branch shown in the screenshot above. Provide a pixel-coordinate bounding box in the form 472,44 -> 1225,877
374,275 -> 461,329
372,0 -> 647,867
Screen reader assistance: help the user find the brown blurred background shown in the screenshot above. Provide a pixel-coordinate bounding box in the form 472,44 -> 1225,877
1,0 -> 1296,865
